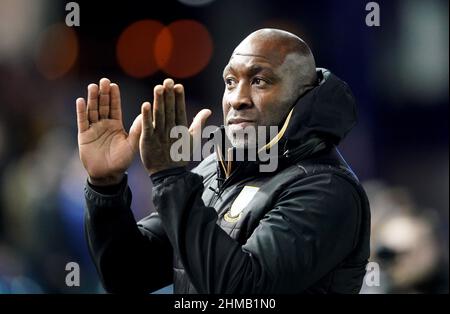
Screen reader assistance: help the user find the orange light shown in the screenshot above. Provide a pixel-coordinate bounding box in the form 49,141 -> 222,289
35,23 -> 79,80
155,20 -> 213,79
116,20 -> 165,78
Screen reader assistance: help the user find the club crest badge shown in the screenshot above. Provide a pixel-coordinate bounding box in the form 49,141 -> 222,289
224,186 -> 260,223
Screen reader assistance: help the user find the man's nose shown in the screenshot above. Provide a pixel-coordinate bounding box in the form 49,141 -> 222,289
228,84 -> 253,110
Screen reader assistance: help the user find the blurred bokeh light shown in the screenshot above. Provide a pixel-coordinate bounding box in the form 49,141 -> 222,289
0,0 -> 46,62
156,20 -> 213,78
34,23 -> 79,80
116,20 -> 165,78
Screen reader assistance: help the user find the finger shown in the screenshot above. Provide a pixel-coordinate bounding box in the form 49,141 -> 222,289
87,84 -> 99,123
163,78 -> 176,131
128,114 -> 143,153
174,84 -> 188,127
153,85 -> 165,135
141,102 -> 154,137
98,78 -> 111,120
76,98 -> 89,133
189,109 -> 212,136
110,83 -> 122,120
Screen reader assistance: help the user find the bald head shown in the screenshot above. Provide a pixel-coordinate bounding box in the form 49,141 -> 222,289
232,28 -> 317,96
222,29 -> 318,148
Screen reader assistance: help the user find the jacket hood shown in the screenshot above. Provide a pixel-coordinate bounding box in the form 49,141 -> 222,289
282,68 -> 358,148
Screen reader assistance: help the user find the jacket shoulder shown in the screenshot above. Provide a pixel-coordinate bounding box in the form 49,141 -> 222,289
191,153 -> 217,177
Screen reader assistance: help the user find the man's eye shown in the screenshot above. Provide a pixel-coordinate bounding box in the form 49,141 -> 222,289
225,78 -> 236,87
252,78 -> 267,86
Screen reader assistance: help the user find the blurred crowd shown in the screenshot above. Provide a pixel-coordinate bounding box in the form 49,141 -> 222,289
361,181 -> 448,293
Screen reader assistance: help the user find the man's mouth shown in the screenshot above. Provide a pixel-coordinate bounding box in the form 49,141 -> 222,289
227,118 -> 255,129
228,118 -> 255,131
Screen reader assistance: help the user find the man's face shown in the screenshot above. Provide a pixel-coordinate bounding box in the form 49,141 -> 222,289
222,50 -> 297,148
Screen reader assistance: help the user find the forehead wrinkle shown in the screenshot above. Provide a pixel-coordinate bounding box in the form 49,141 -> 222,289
233,40 -> 286,65
234,53 -> 271,60
233,51 -> 283,67
224,54 -> 278,76
223,62 -> 279,80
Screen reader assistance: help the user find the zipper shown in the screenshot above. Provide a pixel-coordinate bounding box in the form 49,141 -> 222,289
207,161 -> 247,208
207,165 -> 224,207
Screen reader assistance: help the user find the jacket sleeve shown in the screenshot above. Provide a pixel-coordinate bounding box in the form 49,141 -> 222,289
84,175 -> 173,293
152,170 -> 361,293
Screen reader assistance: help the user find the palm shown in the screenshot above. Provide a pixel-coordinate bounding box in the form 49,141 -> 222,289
79,119 -> 135,179
76,79 -> 141,184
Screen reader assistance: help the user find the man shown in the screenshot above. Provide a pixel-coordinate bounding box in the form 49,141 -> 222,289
76,29 -> 371,294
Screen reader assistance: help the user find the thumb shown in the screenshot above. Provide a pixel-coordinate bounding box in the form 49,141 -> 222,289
189,109 -> 212,136
128,114 -> 142,152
